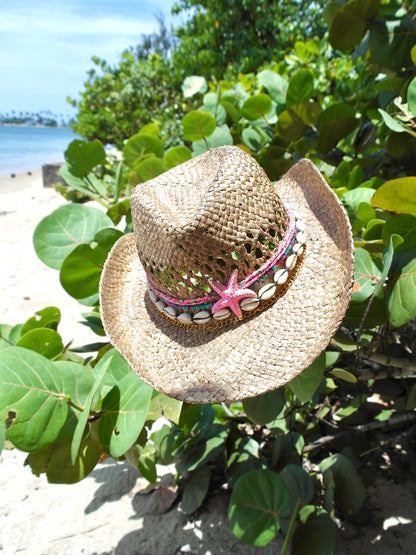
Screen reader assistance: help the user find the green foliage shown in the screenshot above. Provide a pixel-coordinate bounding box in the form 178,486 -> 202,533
2,0 -> 416,552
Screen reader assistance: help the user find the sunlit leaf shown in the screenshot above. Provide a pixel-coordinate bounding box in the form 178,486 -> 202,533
123,133 -> 164,165
182,111 -> 216,142
16,328 -> 63,359
182,75 -> 208,98
228,469 -> 291,546
164,146 -> 192,169
371,177 -> 416,216
0,347 -> 67,451
65,139 -> 106,178
242,94 -> 272,121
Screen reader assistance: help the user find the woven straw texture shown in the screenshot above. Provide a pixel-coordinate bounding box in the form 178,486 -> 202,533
100,148 -> 354,403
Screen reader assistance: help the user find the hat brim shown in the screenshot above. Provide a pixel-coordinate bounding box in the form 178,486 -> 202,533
99,159 -> 354,403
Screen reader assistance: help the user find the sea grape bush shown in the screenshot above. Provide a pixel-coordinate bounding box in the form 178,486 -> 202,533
1,0 -> 416,552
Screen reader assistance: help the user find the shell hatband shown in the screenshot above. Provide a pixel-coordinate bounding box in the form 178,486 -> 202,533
146,206 -> 306,328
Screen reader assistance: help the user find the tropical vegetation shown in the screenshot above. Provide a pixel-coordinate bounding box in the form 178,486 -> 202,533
1,0 -> 416,552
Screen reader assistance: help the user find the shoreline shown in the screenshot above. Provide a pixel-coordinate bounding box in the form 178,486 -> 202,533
0,168 -> 43,193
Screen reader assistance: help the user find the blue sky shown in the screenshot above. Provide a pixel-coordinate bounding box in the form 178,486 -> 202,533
0,0 -> 181,119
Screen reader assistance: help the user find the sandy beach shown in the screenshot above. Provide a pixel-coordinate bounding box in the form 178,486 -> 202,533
1,171 -> 416,554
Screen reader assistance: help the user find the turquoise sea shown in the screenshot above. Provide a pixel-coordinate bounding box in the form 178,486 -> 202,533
0,125 -> 80,176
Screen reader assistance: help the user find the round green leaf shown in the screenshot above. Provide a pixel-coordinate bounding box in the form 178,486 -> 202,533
0,347 -> 67,451
286,70 -> 314,108
242,94 -> 272,121
320,454 -> 365,514
228,469 -> 291,546
134,157 -> 166,182
277,109 -> 307,142
27,437 -> 102,484
257,70 -> 288,104
139,123 -> 160,136
16,328 -> 63,359
242,127 -> 263,151
123,133 -> 164,166
164,146 -> 192,169
382,214 -> 416,250
351,248 -> 381,302
342,188 -> 375,221
371,177 -> 416,216
330,368 -> 358,383
33,204 -> 114,270
21,307 -> 61,335
280,464 -> 314,510
60,243 -> 106,299
0,324 -> 14,351
192,124 -> 233,155
182,111 -> 216,142
292,509 -> 335,555
243,388 -> 284,425
65,139 -> 106,178
329,9 -> 367,51
182,75 -> 208,98
369,17 -> 416,71
316,103 -> 358,152
288,353 -> 325,403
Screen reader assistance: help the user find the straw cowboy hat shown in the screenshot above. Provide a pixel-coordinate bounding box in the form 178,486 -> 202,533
100,146 -> 354,403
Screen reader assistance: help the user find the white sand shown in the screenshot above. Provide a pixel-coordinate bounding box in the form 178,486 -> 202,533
0,171 -> 415,554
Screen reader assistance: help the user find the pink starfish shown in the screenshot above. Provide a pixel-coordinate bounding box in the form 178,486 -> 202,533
210,269 -> 257,319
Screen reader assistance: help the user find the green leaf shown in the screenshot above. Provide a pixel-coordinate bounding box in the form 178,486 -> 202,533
370,16 -> 416,71
182,111 -> 216,142
241,127 -> 263,150
182,75 -> 208,98
320,454 -> 365,514
139,123 -> 160,136
98,373 -> 152,458
379,109 -> 408,134
192,124 -> 233,155
277,109 -> 308,142
342,188 -> 376,221
147,391 -> 183,425
123,133 -> 164,165
134,157 -> 166,182
406,384 -> 416,410
60,243 -> 106,299
33,204 -> 113,270
137,443 -> 158,483
0,324 -> 15,351
65,139 -> 106,178
27,436 -> 102,484
164,146 -> 192,169
243,388 -> 284,425
21,307 -> 61,335
286,70 -> 314,108
181,465 -> 211,514
16,328 -> 63,359
371,177 -> 416,216
382,214 -> 416,250
59,164 -> 99,198
242,94 -> 272,121
0,347 -> 67,451
288,353 -> 325,403
317,103 -> 358,151
387,250 -> 416,327
292,508 -> 335,555
257,70 -> 288,104
228,469 -> 291,546
106,198 -> 130,226
330,368 -> 358,383
54,361 -> 95,440
176,424 -> 228,473
280,464 -> 314,510
71,357 -> 110,464
351,248 -> 381,302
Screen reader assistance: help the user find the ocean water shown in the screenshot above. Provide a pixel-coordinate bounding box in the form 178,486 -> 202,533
0,126 -> 80,176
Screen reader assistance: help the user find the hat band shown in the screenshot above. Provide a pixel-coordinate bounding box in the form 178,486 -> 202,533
146,206 -> 306,328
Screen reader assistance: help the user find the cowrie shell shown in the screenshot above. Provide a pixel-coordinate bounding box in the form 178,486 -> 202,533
155,300 -> 166,311
258,283 -> 276,301
286,254 -> 297,271
274,268 -> 288,284
213,307 -> 231,320
193,310 -> 211,324
296,219 -> 305,231
149,290 -> 158,303
177,312 -> 192,324
240,297 -> 260,311
296,230 -> 306,244
164,306 -> 177,318
293,243 -> 304,256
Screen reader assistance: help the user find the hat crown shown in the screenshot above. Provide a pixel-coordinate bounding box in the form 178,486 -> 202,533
131,146 -> 289,299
